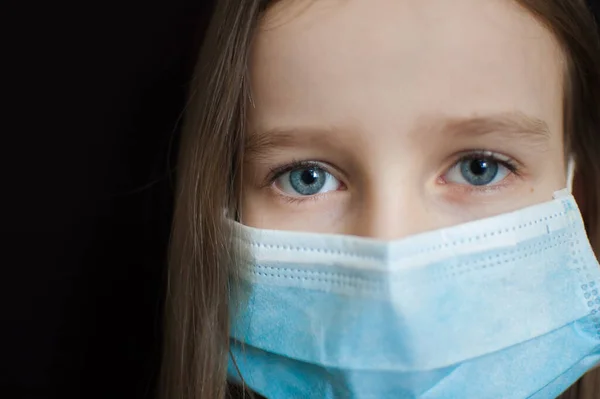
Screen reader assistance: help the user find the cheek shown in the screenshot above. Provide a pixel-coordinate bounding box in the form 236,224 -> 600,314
239,187 -> 350,232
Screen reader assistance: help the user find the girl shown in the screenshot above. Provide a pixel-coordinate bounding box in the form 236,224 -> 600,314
161,0 -> 600,398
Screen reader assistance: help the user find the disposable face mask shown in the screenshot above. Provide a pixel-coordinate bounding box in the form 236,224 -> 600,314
227,188 -> 600,399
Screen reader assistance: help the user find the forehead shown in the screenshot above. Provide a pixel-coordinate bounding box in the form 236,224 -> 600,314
249,0 -> 565,135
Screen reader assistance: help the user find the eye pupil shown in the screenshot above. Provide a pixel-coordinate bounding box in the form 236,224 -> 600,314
460,157 -> 499,186
289,167 -> 327,195
301,169 -> 319,185
470,159 -> 488,176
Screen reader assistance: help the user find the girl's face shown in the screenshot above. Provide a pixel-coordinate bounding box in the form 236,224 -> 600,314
241,0 -> 567,239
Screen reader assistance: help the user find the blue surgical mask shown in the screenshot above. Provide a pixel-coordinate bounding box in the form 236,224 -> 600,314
227,188 -> 600,399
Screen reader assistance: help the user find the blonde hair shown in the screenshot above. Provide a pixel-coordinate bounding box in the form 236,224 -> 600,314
160,1 -> 600,398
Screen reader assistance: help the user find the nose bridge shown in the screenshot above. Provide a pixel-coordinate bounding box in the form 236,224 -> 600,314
351,183 -> 434,240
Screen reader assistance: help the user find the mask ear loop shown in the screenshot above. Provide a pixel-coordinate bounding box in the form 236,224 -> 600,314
566,157 -> 576,194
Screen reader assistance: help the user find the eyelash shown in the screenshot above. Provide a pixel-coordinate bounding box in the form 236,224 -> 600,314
264,160 -> 331,187
265,151 -> 523,196
263,160 -> 338,204
453,150 -> 522,176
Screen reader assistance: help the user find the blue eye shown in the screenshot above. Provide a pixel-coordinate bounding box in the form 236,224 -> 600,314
274,165 -> 341,196
444,155 -> 512,186
460,158 -> 499,185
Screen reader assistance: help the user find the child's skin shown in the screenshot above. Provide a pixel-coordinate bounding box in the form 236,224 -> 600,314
241,0 -> 567,239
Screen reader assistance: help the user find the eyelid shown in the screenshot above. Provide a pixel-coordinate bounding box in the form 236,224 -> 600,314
449,150 -> 522,175
438,150 -> 523,189
263,151 -> 523,193
265,160 -> 342,188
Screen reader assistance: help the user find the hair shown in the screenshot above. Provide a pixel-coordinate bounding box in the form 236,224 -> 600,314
159,1 -> 600,398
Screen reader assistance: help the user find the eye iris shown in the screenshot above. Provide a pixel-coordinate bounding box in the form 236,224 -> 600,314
460,158 -> 499,186
289,168 -> 326,195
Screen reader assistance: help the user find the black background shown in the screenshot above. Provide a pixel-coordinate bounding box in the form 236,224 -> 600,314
4,2 -> 213,398
2,1 -> 599,399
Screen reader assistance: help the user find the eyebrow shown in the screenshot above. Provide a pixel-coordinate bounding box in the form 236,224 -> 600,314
245,111 -> 551,156
245,125 -> 340,158
437,111 -> 551,146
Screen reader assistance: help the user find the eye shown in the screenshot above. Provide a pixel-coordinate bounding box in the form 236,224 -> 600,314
274,164 -> 342,196
443,153 -> 515,186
